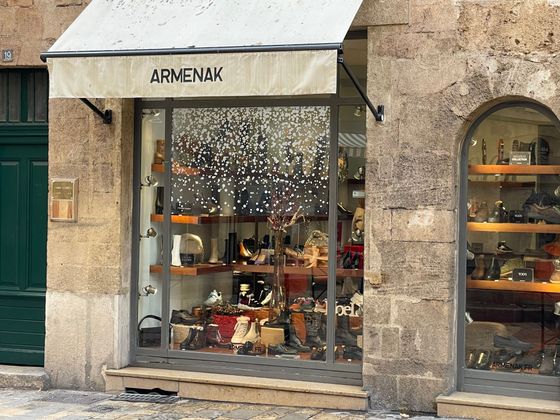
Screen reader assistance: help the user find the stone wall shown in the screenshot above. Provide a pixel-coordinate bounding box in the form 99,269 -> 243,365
0,0 -> 87,67
0,0 -> 131,391
45,98 -> 133,389
362,0 -> 560,412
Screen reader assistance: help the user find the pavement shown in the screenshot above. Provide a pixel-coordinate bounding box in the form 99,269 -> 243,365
0,389 -> 469,420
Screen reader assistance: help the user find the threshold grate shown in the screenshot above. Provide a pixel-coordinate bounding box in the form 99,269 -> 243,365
111,392 -> 179,404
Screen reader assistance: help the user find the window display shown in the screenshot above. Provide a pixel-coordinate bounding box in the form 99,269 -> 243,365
466,105 -> 560,378
135,103 -> 365,368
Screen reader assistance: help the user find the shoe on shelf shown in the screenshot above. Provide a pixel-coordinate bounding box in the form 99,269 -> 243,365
496,241 -> 514,254
231,316 -> 251,345
343,346 -> 363,361
288,325 -> 310,352
170,309 -> 198,325
310,346 -> 326,361
204,290 -> 223,306
242,321 -> 260,343
205,324 -> 231,348
470,255 -> 486,280
484,257 -> 501,280
268,344 -> 298,355
180,326 -> 196,351
337,202 -> 353,215
314,299 -> 327,314
500,258 -> 524,277
494,334 -> 533,352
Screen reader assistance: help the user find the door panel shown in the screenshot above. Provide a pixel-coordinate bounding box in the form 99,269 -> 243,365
0,139 -> 47,366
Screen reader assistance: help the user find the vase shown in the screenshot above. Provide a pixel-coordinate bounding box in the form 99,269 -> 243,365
155,186 -> 164,215
208,238 -> 219,264
171,234 -> 182,267
268,230 -> 287,323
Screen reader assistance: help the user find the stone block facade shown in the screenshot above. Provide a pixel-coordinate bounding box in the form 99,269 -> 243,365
2,0 -> 560,413
362,0 -> 560,412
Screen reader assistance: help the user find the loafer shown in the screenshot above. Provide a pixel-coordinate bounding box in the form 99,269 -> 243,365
494,335 -> 533,351
268,344 -> 298,355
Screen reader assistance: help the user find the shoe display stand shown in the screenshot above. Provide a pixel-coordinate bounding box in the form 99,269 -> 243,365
467,163 -> 560,378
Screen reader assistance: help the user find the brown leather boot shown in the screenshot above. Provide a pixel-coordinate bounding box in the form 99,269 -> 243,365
291,312 -> 306,343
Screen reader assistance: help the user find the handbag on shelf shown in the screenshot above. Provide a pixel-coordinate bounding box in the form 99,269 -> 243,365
138,315 -> 172,347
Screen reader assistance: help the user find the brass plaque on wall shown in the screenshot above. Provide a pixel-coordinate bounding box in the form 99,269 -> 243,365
50,178 -> 78,222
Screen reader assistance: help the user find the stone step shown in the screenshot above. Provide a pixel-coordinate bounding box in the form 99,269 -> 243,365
0,365 -> 49,390
437,391 -> 560,420
105,367 -> 368,411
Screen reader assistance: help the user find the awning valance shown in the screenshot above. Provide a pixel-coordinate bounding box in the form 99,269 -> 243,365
43,0 -> 364,99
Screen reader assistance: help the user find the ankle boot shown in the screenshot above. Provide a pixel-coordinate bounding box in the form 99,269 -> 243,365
484,257 -> 501,280
206,324 -> 230,348
336,315 -> 357,346
180,326 -> 196,350
471,255 -> 486,280
155,187 -> 164,214
188,326 -> 206,350
304,312 -> 324,347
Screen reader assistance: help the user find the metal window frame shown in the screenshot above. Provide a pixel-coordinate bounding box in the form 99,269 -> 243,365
130,93 -> 367,385
457,100 -> 560,401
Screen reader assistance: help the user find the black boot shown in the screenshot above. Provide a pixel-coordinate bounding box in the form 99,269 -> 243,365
180,327 -> 196,350
484,257 -> 501,280
336,315 -> 357,346
288,324 -> 311,352
304,312 -> 324,347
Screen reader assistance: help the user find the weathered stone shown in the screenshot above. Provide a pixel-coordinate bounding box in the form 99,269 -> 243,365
390,209 -> 455,243
398,376 -> 451,413
353,0 -> 409,27
381,327 -> 399,359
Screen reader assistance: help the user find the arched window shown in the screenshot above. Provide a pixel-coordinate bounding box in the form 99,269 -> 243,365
461,102 -> 560,399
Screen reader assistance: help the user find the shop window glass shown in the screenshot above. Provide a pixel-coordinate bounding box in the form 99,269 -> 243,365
136,103 -> 366,366
335,106 -> 365,364
137,108 -> 165,348
466,105 -> 560,378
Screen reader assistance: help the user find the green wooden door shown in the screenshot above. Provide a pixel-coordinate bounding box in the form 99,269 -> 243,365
0,127 -> 47,365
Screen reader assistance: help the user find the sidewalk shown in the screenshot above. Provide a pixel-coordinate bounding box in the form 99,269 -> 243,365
0,389 -> 467,419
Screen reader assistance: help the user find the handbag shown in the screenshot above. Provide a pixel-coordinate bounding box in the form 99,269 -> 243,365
138,315 -> 172,347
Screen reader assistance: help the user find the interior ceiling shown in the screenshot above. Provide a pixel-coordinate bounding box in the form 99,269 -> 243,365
491,107 -> 552,124
343,38 -> 366,66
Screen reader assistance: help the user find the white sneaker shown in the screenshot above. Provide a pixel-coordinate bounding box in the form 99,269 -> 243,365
242,321 -> 259,343
204,290 -> 223,306
231,316 -> 250,344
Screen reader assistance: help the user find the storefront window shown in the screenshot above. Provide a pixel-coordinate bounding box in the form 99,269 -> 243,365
465,105 -> 560,379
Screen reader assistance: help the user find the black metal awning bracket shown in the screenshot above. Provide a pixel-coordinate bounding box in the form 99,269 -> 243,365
337,54 -> 384,122
80,98 -> 113,124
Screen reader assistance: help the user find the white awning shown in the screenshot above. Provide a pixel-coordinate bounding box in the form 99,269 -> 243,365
43,0 -> 363,99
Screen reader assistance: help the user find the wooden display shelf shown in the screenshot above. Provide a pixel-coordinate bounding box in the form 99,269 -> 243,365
468,164 -> 560,175
467,222 -> 560,234
151,214 -> 333,224
468,180 -> 535,189
150,264 -> 231,276
467,278 -> 560,293
232,263 -> 364,278
151,163 -> 203,176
